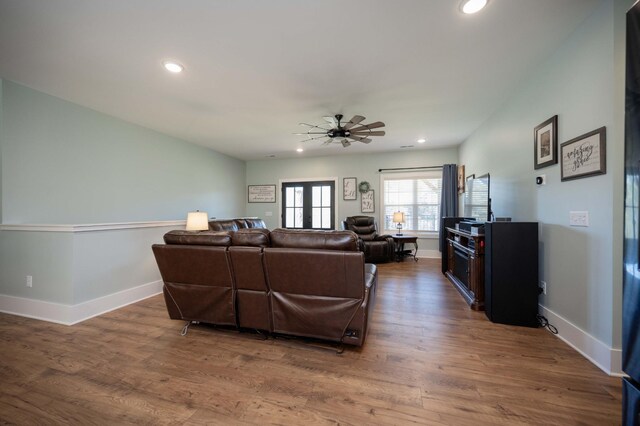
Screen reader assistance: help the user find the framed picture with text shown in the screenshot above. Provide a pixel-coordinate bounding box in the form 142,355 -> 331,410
248,185 -> 276,203
534,115 -> 558,169
560,127 -> 606,182
343,177 -> 357,200
361,190 -> 375,213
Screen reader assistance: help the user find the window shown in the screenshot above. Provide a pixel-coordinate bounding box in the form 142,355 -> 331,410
381,171 -> 442,235
282,181 -> 335,229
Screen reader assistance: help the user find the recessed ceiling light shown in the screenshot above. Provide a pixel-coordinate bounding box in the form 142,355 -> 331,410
163,61 -> 184,73
460,0 -> 487,14
417,138 -> 426,143
296,148 -> 304,153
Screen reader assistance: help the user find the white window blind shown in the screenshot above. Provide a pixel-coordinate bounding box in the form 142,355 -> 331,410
381,171 -> 442,234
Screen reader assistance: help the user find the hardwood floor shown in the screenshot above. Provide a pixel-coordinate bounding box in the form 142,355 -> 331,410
0,259 -> 621,425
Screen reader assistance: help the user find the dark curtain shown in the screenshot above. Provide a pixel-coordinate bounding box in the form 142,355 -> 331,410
439,164 -> 458,252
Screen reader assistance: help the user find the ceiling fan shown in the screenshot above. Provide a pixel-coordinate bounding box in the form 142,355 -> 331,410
294,114 -> 386,147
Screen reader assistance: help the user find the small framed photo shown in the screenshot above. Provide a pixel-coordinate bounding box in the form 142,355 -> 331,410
248,185 -> 276,203
534,115 -> 558,169
343,177 -> 357,200
458,165 -> 465,194
361,190 -> 375,213
561,127 -> 606,182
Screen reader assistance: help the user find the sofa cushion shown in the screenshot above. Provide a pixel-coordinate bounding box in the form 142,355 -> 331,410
209,220 -> 240,232
269,229 -> 359,251
243,218 -> 267,229
164,230 -> 231,246
231,228 -> 271,247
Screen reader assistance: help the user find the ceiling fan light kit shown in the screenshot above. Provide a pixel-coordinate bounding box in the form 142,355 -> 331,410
295,114 -> 386,148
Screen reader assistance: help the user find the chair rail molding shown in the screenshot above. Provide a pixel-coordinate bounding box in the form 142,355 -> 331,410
0,220 -> 186,233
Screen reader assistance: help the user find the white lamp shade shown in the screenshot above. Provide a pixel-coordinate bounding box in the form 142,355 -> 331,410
186,211 -> 209,231
393,212 -> 405,224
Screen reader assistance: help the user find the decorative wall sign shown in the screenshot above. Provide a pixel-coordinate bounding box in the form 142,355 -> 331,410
248,185 -> 276,203
458,165 -> 466,194
561,127 -> 606,181
361,190 -> 375,213
534,115 -> 558,169
343,177 -> 357,200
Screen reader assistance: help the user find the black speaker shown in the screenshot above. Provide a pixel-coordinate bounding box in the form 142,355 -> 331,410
485,222 -> 539,327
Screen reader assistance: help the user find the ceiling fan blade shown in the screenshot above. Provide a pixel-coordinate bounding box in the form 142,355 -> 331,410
299,122 -> 332,131
300,135 -> 329,143
349,121 -> 385,132
322,139 -> 333,146
349,136 -> 372,143
343,115 -> 366,130
323,116 -> 338,127
350,130 -> 386,136
293,132 -> 327,135
341,139 -> 351,148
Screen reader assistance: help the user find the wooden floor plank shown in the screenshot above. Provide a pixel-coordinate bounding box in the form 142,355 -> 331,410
0,258 -> 621,424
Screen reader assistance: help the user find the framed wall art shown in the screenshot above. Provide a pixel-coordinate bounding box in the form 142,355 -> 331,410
534,115 -> 558,169
343,177 -> 357,200
248,185 -> 276,203
560,127 -> 606,182
361,190 -> 375,213
458,165 -> 466,194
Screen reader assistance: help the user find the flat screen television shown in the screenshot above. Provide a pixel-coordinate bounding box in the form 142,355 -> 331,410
463,173 -> 491,222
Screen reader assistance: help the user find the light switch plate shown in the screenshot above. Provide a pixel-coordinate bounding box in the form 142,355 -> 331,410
569,211 -> 589,227
265,211 -> 273,217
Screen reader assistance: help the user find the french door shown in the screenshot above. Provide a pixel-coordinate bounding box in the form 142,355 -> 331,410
282,181 -> 335,229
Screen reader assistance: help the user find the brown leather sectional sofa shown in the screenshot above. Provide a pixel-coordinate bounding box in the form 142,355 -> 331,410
208,217 -> 267,231
152,228 -> 377,346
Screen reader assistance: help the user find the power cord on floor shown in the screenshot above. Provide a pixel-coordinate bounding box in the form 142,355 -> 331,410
537,315 -> 558,334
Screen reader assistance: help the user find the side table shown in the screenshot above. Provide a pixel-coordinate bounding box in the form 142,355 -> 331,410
392,235 -> 418,262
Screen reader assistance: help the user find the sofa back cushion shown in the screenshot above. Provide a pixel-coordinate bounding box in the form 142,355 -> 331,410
164,230 -> 231,246
152,244 -> 235,325
264,248 -> 364,341
209,220 -> 240,232
242,218 -> 267,229
231,228 -> 271,247
269,229 -> 358,251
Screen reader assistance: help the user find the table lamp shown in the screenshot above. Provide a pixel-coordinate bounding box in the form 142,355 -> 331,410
186,210 -> 209,232
393,211 -> 405,236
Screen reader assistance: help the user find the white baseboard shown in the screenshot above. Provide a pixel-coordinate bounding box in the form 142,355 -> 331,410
539,304 -> 623,376
0,280 -> 163,325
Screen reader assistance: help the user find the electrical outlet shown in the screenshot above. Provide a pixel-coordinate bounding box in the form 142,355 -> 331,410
540,281 -> 547,295
26,275 -> 33,288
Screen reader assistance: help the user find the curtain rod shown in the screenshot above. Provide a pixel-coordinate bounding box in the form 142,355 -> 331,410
378,165 -> 443,172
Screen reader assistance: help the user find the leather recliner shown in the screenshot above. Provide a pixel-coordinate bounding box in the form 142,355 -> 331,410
342,216 -> 395,263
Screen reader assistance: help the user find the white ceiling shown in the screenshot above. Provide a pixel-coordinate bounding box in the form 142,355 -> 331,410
0,0 -> 601,160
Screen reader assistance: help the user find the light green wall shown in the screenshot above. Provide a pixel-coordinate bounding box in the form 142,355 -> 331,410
0,79 -> 3,223
246,148 -> 458,254
460,0 -> 627,348
0,231 -> 74,304
71,227 -> 172,304
0,80 -> 246,306
1,80 -> 246,224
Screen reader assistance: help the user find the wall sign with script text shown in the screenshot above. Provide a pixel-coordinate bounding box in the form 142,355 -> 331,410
248,185 -> 276,203
561,127 -> 606,181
